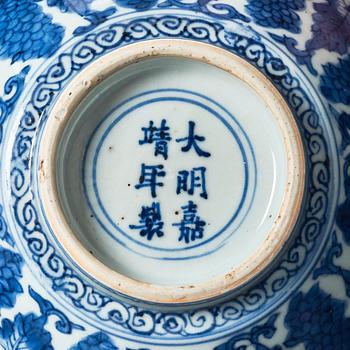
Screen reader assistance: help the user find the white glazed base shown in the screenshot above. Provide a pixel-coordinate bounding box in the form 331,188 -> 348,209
38,40 -> 304,304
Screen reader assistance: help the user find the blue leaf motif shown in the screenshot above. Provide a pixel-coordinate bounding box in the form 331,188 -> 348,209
313,232 -> 350,297
157,0 -> 250,22
306,0 -> 350,56
214,314 -> 281,350
47,0 -> 92,14
328,106 -> 350,151
46,0 -> 116,36
0,247 -> 23,309
0,0 -> 64,62
0,205 -> 14,246
29,286 -> 84,333
268,33 -> 317,76
0,286 -> 83,349
267,1 -> 350,75
70,332 -> 118,350
73,7 -> 116,36
320,55 -> 350,105
0,65 -> 30,146
0,313 -> 53,350
284,284 -> 350,349
337,196 -> 350,244
246,0 -> 305,33
114,0 -> 158,10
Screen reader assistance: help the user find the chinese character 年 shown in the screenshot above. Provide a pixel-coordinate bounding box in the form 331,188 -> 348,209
135,163 -> 166,198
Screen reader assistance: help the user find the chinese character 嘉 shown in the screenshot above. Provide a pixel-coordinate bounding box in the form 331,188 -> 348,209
173,201 -> 206,244
129,202 -> 164,240
176,166 -> 208,199
176,121 -> 211,157
139,119 -> 172,159
135,163 -> 166,198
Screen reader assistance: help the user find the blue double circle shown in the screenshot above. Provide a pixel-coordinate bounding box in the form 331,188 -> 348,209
83,88 -> 256,256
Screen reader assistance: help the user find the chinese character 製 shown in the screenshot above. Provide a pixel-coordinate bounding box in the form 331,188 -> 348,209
176,166 -> 208,199
139,119 -> 171,159
129,202 -> 164,240
176,121 -> 211,157
172,201 -> 206,243
135,163 -> 166,198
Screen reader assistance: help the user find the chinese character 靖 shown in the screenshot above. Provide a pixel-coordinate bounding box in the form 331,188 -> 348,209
176,121 -> 211,157
135,163 -> 166,198
129,202 -> 164,240
139,119 -> 172,159
176,166 -> 208,199
172,201 -> 206,244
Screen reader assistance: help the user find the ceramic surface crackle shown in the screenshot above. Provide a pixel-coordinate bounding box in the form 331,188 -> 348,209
0,0 -> 349,349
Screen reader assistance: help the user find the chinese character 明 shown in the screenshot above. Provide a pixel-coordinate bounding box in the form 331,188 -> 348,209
172,201 -> 206,244
129,202 -> 164,241
139,119 -> 172,159
176,121 -> 211,157
176,166 -> 208,199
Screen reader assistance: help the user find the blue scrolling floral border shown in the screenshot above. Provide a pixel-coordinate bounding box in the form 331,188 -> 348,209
0,0 -> 249,64
0,7 -> 336,344
7,13 -> 337,345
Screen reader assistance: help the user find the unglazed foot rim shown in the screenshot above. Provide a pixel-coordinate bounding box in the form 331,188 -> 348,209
38,39 -> 305,304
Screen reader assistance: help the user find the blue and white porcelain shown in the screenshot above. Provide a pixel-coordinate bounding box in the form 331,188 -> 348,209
0,0 -> 349,349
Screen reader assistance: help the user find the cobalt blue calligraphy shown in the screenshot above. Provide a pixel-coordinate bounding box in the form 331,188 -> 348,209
132,120 -> 211,243
176,166 -> 208,199
129,202 -> 164,240
135,163 -> 165,198
176,120 -> 211,157
172,201 -> 206,243
139,119 -> 171,159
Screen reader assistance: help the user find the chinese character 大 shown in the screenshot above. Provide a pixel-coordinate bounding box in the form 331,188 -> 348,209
176,121 -> 211,157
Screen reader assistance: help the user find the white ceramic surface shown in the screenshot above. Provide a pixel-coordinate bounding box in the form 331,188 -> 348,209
0,1 -> 348,349
39,40 -> 304,304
